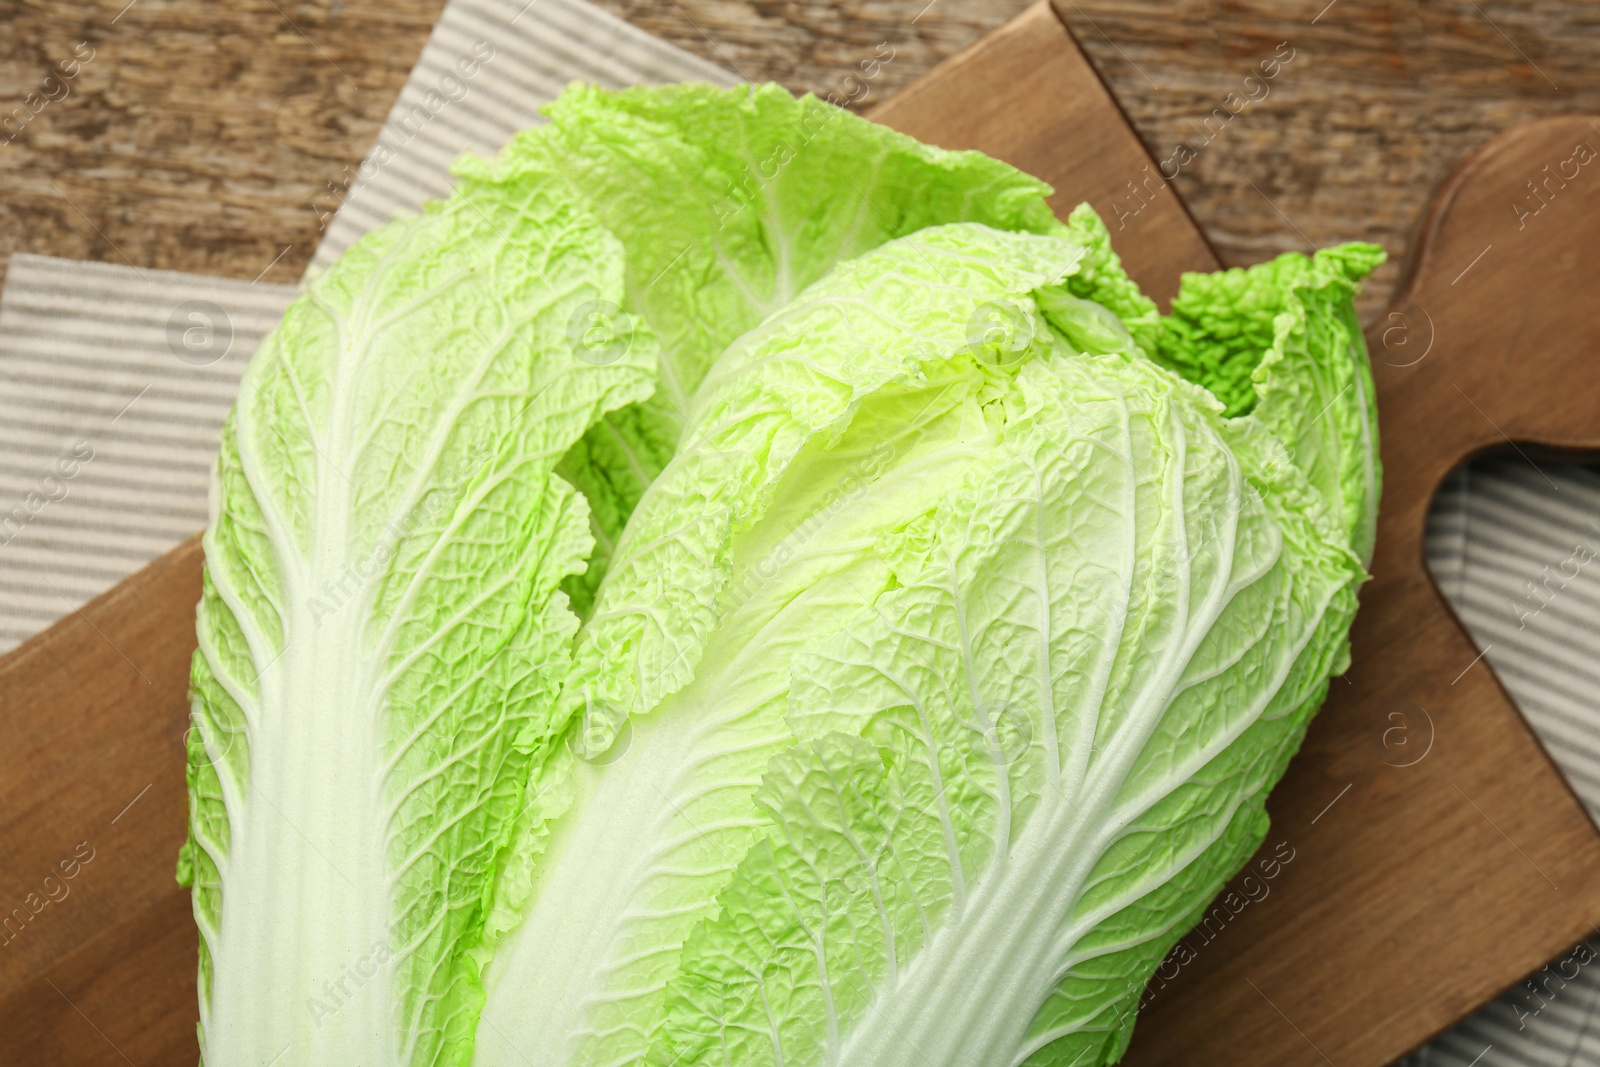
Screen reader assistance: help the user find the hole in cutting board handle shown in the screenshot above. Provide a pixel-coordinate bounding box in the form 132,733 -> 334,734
1422,448 -> 1600,819
1409,448 -> 1600,1067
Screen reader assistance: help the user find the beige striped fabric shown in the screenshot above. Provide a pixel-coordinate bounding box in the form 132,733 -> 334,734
1433,464 -> 1600,818
307,0 -> 735,273
0,256 -> 296,651
0,0 -> 730,655
1403,461 -> 1600,1067
1,0 -> 1598,1062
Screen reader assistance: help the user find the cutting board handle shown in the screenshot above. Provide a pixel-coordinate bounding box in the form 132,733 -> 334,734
1362,115 -> 1600,741
1126,116 -> 1600,1066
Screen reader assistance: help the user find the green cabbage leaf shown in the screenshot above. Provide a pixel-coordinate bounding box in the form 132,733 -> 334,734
464,83 -> 1061,611
180,80 -> 1382,1067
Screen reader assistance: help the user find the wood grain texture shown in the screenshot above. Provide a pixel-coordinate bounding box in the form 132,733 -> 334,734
10,0 -> 1598,322
865,3 -> 1219,305
0,0 -> 446,290
5,2 -> 1600,1065
0,536 -> 201,1063
0,0 -> 1040,293
1049,0 -> 1600,319
584,0 -> 1036,108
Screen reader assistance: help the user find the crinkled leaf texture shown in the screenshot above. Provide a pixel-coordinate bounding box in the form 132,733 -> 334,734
472,207 -> 1380,1067
471,223 -> 1088,1067
458,82 -> 1061,611
653,350 -> 1366,1067
179,70 -> 1384,1067
178,162 -> 656,1066
1155,243 -> 1385,563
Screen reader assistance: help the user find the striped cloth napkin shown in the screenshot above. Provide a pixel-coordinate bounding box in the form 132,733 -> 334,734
1404,464 -> 1600,1067
0,0 -> 1595,1061
0,0 -> 731,652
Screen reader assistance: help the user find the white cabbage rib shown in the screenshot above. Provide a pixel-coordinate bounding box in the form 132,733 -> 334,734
652,354 -> 1360,1067
182,168 -> 656,1067
475,386 -> 995,1065
472,218 -> 1371,1067
181,79 -> 1383,1067
472,225 -> 1091,1066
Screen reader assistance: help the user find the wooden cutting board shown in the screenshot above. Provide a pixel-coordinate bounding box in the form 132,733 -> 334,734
1124,114 -> 1600,1066
3,5 -> 1599,1063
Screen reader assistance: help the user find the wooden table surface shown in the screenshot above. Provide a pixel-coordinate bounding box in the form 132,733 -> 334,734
4,0 -> 1600,318
3,1 -> 1600,1063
